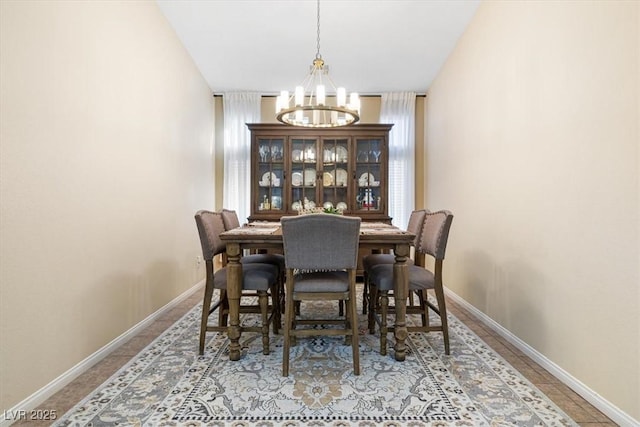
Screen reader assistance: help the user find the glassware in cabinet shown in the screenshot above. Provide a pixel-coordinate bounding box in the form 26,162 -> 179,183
355,138 -> 383,212
320,138 -> 350,212
256,137 -> 284,212
290,138 -> 319,212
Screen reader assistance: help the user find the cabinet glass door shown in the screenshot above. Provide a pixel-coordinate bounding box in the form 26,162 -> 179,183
320,138 -> 350,212
290,138 -> 318,212
355,138 -> 383,212
256,137 -> 284,213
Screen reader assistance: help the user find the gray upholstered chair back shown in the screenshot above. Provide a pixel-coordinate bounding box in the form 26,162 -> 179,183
221,209 -> 241,230
418,210 -> 454,260
194,210 -> 227,260
281,214 -> 361,270
406,209 -> 428,247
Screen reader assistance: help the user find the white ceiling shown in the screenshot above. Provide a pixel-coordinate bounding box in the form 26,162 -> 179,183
156,0 -> 480,95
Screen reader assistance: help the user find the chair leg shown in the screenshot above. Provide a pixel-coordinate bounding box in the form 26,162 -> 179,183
349,274 -> 360,375
280,273 -> 286,315
291,304 -> 298,347
434,285 -> 450,355
418,290 -> 429,327
272,284 -> 280,335
259,290 -> 270,355
379,290 -> 389,356
408,289 -> 416,308
344,299 -> 351,346
199,278 -> 215,355
219,289 -> 229,327
367,285 -> 377,334
283,272 -> 294,376
362,272 -> 369,314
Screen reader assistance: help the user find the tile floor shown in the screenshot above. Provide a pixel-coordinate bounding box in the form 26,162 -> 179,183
15,290 -> 616,426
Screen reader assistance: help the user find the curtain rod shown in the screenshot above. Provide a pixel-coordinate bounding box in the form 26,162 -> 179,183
212,94 -> 426,98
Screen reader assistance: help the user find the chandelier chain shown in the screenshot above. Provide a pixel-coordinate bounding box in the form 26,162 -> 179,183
275,0 -> 360,127
315,0 -> 321,60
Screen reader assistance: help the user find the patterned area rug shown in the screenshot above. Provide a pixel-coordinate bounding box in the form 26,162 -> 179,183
53,295 -> 578,426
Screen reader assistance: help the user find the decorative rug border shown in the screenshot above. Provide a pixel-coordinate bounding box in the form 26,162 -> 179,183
53,294 -> 579,427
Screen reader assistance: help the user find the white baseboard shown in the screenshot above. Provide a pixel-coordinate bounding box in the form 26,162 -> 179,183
445,288 -> 638,427
0,280 -> 204,427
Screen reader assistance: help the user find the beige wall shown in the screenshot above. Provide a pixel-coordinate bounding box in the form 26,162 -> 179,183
425,0 -> 639,421
0,1 -> 214,410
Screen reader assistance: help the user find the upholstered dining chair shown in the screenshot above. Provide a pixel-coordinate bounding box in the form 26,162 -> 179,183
194,210 -> 280,356
295,208 -> 347,312
367,210 -> 454,355
280,214 -> 361,376
220,208 -> 286,317
361,209 -> 428,314
220,208 -> 285,270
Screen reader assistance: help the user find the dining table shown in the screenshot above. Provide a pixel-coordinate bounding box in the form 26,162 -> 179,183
219,220 -> 415,362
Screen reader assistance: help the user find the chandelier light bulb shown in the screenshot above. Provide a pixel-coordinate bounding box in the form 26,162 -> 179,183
316,85 -> 325,105
337,88 -> 346,107
295,86 -> 304,106
349,92 -> 359,108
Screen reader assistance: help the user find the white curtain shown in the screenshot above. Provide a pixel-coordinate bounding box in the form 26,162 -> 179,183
223,92 -> 261,224
380,92 -> 416,230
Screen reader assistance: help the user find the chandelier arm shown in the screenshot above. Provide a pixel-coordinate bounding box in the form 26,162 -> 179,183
299,73 -> 314,91
323,73 -> 339,92
309,86 -> 316,107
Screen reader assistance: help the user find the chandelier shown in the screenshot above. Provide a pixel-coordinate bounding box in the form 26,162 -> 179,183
275,0 -> 360,128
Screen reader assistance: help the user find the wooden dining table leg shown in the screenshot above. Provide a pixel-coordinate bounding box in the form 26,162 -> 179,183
225,242 -> 242,361
393,242 -> 411,361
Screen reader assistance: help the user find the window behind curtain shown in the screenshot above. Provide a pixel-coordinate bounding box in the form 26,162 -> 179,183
380,92 -> 416,230
223,92 -> 261,224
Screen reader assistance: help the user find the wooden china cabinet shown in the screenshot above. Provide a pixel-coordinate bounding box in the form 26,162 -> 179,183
247,123 -> 393,224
